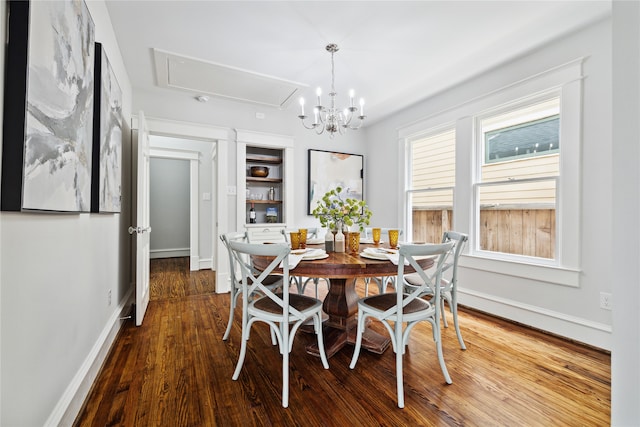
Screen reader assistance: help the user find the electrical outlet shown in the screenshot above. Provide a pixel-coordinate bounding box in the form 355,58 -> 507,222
108,289 -> 112,306
599,292 -> 612,310
227,185 -> 237,195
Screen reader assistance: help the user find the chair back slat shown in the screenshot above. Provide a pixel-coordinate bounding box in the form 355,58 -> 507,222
226,240 -> 313,319
220,232 -> 248,289
442,231 -> 468,286
394,242 -> 455,322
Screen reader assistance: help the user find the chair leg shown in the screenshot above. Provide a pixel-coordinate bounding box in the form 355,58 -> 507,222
451,293 -> 466,350
282,334 -> 290,408
315,313 -> 329,369
434,326 -> 453,384
364,277 -> 371,296
232,319 -> 251,380
222,289 -> 238,341
349,311 -> 366,369
441,295 -> 448,328
292,276 -> 302,294
396,320 -> 405,408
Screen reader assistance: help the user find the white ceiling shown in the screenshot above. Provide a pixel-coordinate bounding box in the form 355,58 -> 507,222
105,1 -> 610,124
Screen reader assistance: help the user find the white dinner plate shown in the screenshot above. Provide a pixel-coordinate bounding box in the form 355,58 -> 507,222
303,253 -> 329,261
360,238 -> 384,244
364,247 -> 398,255
306,237 -> 324,245
359,251 -> 389,260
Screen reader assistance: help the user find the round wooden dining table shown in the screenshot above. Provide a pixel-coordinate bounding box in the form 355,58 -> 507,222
252,243 -> 435,359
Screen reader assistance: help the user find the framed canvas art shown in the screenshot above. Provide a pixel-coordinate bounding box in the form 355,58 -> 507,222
1,0 -> 95,212
91,42 -> 123,213
307,149 -> 364,215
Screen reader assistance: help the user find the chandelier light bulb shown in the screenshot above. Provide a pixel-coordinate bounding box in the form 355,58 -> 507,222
299,97 -> 305,116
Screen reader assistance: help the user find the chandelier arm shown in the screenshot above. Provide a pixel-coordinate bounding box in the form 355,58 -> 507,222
346,115 -> 366,130
299,116 -> 323,131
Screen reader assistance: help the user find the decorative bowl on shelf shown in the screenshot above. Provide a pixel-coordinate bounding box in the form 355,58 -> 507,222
250,166 -> 269,177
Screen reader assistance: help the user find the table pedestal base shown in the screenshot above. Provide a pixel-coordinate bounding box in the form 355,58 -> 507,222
305,277 -> 391,358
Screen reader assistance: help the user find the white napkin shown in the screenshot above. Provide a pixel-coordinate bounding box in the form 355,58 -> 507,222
279,254 -> 303,270
385,253 -> 410,266
302,248 -> 325,259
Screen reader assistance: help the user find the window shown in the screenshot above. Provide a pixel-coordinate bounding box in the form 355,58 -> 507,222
406,128 -> 455,243
400,59 -> 582,283
475,96 -> 560,260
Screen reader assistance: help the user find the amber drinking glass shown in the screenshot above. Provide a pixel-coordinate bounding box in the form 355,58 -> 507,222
290,232 -> 301,250
348,232 -> 360,255
298,228 -> 308,249
372,227 -> 381,245
388,229 -> 399,249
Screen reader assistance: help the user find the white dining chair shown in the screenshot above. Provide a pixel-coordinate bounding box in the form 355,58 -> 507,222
403,231 -> 468,349
220,231 -> 283,341
350,241 -> 455,408
228,240 -> 329,408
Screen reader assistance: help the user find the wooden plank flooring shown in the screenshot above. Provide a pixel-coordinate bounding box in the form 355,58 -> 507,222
74,257 -> 610,426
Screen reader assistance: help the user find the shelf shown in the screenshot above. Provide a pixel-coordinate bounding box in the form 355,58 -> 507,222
246,155 -> 282,165
246,200 -> 282,204
246,177 -> 282,183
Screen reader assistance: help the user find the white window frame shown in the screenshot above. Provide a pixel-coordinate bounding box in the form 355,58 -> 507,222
399,58 -> 583,287
472,91 -> 561,267
403,124 -> 457,240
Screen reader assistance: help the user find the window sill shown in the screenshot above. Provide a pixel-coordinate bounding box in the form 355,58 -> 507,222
459,254 -> 580,288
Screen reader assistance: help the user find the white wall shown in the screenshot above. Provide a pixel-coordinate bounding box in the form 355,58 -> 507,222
150,157 -> 190,257
0,2 -> 133,425
364,17 -> 613,350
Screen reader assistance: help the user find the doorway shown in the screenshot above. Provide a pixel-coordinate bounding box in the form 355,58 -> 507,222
132,115 -> 231,297
150,157 -> 190,260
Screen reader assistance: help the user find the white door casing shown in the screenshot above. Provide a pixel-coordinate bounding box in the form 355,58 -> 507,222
130,115 -> 230,293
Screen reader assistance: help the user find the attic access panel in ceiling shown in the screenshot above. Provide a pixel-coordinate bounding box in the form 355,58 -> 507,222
154,49 -> 306,108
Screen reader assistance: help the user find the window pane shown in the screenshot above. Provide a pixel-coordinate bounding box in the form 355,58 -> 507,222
408,128 -> 455,243
478,180 -> 556,258
481,98 -> 560,182
410,188 -> 453,243
411,129 -> 455,190
485,115 -> 559,163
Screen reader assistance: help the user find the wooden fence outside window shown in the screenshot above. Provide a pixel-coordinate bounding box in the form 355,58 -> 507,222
412,208 -> 555,259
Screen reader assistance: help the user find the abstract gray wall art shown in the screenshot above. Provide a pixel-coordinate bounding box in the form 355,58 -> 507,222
92,42 -> 123,213
308,149 -> 364,215
1,0 -> 95,212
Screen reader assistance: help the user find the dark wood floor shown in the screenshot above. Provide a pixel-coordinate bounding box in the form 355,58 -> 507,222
74,257 -> 610,426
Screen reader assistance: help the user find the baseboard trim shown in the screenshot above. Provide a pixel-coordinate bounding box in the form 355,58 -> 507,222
150,248 -> 190,259
459,287 -> 612,351
199,257 -> 212,270
47,288 -> 135,427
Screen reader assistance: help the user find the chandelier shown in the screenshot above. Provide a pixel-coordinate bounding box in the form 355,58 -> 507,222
297,43 -> 365,137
